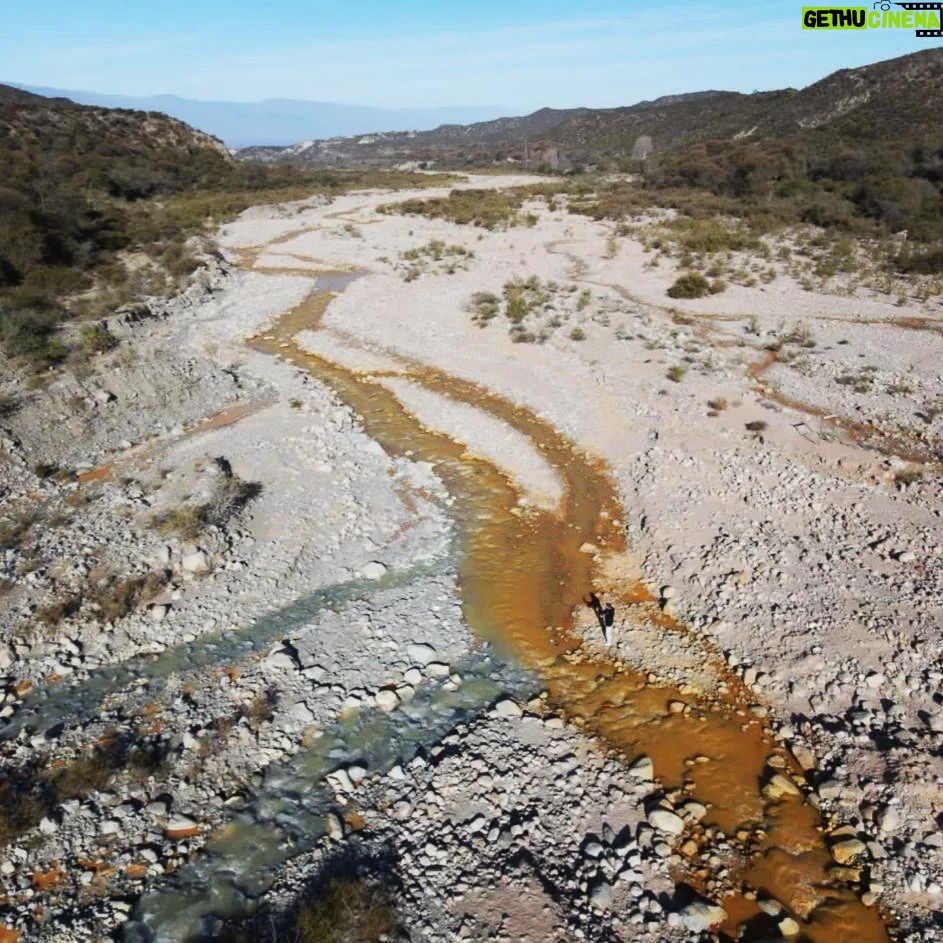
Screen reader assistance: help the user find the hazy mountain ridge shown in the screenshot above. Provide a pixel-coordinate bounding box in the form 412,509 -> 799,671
8,84 -> 507,147
237,49 -> 942,168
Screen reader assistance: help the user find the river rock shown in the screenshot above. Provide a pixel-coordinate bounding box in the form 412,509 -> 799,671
791,743 -> 816,771
165,814 -> 200,839
877,806 -> 901,834
588,877 -> 613,910
648,808 -> 684,836
361,561 -> 387,580
830,838 -> 867,865
375,689 -> 400,712
327,769 -> 354,794
629,755 -> 654,780
680,800 -> 708,822
494,698 -> 523,718
763,773 -> 801,799
406,643 -> 436,666
678,899 -> 727,932
181,550 -> 210,574
325,812 -> 345,840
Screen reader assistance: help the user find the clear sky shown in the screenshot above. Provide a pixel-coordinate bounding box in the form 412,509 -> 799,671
2,0 -> 940,109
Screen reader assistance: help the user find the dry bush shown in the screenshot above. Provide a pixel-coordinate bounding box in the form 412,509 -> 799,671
0,511 -> 38,550
291,878 -> 397,943
53,752 -> 114,801
155,460 -> 262,538
0,765 -> 47,846
241,690 -> 277,732
35,594 -> 82,628
88,570 -> 168,623
155,502 -> 209,539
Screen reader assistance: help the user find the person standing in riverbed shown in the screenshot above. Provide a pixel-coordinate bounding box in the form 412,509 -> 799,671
586,593 -> 605,631
602,602 -> 615,645
586,594 -> 615,644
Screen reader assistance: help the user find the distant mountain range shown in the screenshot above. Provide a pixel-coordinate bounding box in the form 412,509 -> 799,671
5,85 -> 507,148
237,48 -> 943,170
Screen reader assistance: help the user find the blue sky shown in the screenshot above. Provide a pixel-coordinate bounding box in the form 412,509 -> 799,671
2,0 -> 939,109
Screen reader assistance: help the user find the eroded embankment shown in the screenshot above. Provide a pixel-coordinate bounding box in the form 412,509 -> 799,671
243,252 -> 891,943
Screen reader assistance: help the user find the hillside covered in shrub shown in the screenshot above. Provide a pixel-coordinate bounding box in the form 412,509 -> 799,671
0,88 -> 446,369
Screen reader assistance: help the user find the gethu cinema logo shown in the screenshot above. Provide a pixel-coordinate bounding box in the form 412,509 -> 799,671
802,1 -> 943,35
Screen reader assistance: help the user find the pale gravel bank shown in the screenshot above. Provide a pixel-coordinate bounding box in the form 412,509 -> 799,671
0,173 -> 939,942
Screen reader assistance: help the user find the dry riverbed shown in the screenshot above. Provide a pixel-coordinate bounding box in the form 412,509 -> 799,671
0,174 -> 940,942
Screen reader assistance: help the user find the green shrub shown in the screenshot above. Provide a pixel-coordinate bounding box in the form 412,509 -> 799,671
81,324 -> 119,353
380,185 -> 562,230
895,247 -> 943,275
468,291 -> 500,323
666,365 -> 687,382
667,273 -> 711,299
505,294 -> 529,324
0,307 -> 67,365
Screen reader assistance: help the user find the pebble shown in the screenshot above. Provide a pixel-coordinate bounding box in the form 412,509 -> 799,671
361,561 -> 387,580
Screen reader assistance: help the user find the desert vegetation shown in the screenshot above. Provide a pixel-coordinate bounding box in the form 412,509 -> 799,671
0,95 -> 455,374
154,458 -> 262,538
380,184 -> 560,230
466,275 -> 608,344
395,239 -> 474,280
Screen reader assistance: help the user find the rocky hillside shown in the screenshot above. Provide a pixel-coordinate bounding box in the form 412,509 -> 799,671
0,83 -> 59,106
239,48 -> 943,169
0,87 -> 281,370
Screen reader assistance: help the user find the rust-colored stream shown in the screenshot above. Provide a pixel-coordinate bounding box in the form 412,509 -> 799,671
243,251 -> 891,942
